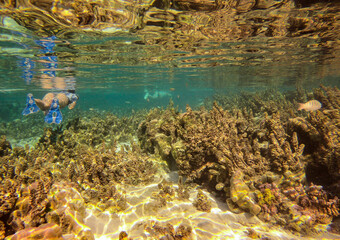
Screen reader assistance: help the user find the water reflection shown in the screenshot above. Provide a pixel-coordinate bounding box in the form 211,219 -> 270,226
20,36 -> 79,124
19,57 -> 35,85
0,15 -> 339,120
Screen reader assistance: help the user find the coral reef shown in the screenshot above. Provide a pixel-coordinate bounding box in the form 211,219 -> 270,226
284,183 -> 339,225
0,86 -> 339,238
229,170 -> 261,215
0,179 -> 18,237
0,0 -> 338,75
36,110 -> 145,153
149,178 -> 191,213
252,169 -> 340,235
137,87 -> 340,235
0,136 -> 11,157
193,189 -> 212,213
138,100 -> 306,207
145,221 -> 192,240
256,182 -> 282,221
138,102 -> 269,190
288,85 -> 340,195
211,89 -> 297,119
0,110 -> 165,239
8,180 -> 52,232
36,132 -> 161,213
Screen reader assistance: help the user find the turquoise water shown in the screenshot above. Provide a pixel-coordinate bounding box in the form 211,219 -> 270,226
1,18 -> 339,123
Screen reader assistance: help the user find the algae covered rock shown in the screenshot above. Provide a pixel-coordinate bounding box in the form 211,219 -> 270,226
229,170 -> 261,215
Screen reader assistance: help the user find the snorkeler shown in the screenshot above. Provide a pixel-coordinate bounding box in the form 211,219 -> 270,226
22,90 -> 79,124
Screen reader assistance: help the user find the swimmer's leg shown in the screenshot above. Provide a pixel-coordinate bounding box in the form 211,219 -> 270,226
44,98 -> 62,124
22,93 -> 40,115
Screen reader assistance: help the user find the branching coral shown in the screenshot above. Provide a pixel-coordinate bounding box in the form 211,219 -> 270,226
0,135 -> 11,157
212,89 -> 296,118
35,111 -> 145,158
193,189 -> 212,212
0,179 -> 18,237
138,90 -> 340,234
314,85 -> 340,110
264,112 -> 305,173
139,102 -> 269,200
0,110 -> 164,238
8,180 -> 52,232
288,85 -> 340,195
0,86 -> 339,238
138,99 -> 308,215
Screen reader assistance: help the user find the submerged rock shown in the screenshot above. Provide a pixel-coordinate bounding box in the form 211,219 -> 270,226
229,170 -> 261,215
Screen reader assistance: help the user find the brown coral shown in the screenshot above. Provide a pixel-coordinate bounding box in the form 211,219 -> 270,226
193,189 -> 212,213
0,86 -> 339,238
139,102 -> 269,194
0,135 -> 11,157
8,180 -> 52,232
288,86 -> 340,196
264,112 -> 305,173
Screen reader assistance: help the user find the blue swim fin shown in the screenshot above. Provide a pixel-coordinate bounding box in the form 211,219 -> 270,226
44,98 -> 62,124
22,93 -> 40,115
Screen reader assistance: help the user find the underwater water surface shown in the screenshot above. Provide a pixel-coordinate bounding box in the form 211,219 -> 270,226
0,1 -> 339,239
1,17 -> 339,121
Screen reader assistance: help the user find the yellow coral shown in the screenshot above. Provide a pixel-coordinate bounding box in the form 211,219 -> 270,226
256,188 -> 276,206
264,188 -> 275,205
